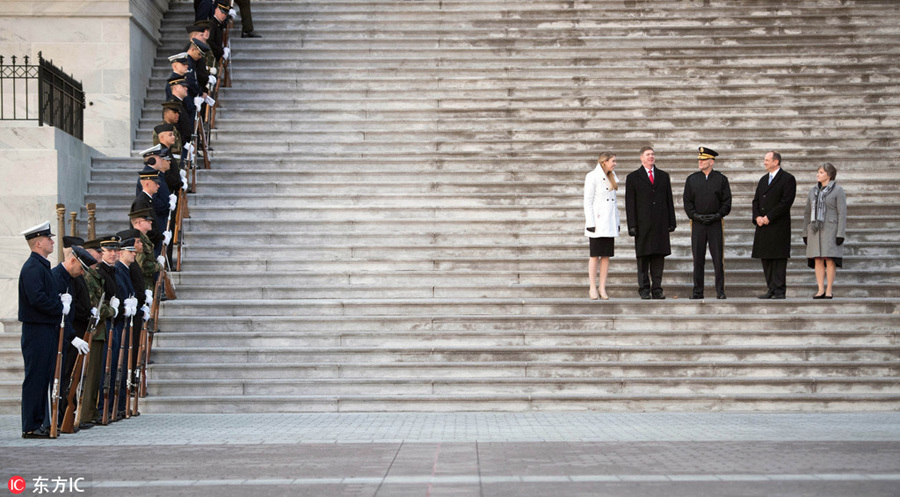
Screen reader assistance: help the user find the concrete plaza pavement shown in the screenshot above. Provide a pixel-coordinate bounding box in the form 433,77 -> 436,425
1,412 -> 899,496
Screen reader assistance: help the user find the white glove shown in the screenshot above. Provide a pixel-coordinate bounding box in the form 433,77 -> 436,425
145,289 -> 153,302
60,293 -> 73,316
157,255 -> 167,267
204,95 -> 216,106
223,47 -> 231,60
210,66 -> 218,76
163,231 -> 172,246
169,194 -> 177,211
71,337 -> 90,355
125,297 -> 139,317
180,169 -> 188,183
229,8 -> 236,18
141,304 -> 151,322
208,75 -> 217,87
90,307 -> 98,319
193,96 -> 204,109
109,296 -> 120,318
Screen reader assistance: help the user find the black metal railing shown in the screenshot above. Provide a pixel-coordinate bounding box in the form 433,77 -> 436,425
0,52 -> 85,140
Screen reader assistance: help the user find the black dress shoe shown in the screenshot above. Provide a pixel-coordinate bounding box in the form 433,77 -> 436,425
640,293 -> 651,300
813,293 -> 827,299
757,292 -> 774,299
651,294 -> 666,300
772,294 -> 786,300
823,295 -> 833,299
241,30 -> 262,38
22,427 -> 51,439
78,422 -> 94,430
716,294 -> 727,300
690,294 -> 704,300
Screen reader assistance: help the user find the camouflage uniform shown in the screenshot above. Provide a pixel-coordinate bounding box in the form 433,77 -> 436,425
136,232 -> 162,292
80,266 -> 115,424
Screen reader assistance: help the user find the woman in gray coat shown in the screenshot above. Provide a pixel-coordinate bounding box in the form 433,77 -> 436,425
802,163 -> 846,299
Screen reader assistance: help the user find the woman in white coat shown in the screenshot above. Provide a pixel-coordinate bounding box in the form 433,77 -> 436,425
584,152 -> 620,300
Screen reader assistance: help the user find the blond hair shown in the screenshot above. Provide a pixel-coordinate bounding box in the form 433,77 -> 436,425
597,151 -> 618,191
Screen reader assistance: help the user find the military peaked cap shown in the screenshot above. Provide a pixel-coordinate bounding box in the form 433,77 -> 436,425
698,147 -> 719,160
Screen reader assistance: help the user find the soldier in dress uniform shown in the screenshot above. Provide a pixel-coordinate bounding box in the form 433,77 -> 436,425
166,52 -> 201,106
683,147 -> 732,300
194,17 -> 223,65
133,149 -> 172,255
56,238 -> 96,429
112,237 -> 139,418
187,38 -> 211,93
157,101 -> 185,154
93,236 -> 122,423
80,238 -> 118,426
18,222 -> 65,438
49,245 -> 94,431
167,76 -> 195,142
129,208 -> 165,284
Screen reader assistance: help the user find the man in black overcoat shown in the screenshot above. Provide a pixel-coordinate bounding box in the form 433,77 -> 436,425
752,151 -> 797,299
625,147 -> 677,299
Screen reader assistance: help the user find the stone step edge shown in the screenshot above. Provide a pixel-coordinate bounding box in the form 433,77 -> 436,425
147,360 -> 900,369
145,376 -> 900,385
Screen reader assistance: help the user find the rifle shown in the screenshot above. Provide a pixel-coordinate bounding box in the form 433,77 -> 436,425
134,307 -> 149,409
49,310 -> 66,439
100,319 -> 114,426
111,300 -> 132,423
64,291 -> 105,432
141,247 -> 172,398
125,310 -> 136,419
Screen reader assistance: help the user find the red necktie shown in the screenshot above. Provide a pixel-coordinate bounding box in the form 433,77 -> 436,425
649,169 -> 654,185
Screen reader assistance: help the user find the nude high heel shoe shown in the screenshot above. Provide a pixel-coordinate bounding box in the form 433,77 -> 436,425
589,287 -> 599,300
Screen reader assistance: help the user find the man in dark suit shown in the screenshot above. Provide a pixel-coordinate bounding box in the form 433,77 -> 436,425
752,150 -> 797,299
625,146 -> 677,299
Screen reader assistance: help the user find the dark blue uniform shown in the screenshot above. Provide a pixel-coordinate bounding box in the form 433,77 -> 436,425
133,182 -> 170,256
98,261 -> 135,418
18,252 -> 63,433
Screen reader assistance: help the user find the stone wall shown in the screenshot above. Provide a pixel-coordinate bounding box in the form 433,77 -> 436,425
0,124 -> 100,320
0,0 -> 169,156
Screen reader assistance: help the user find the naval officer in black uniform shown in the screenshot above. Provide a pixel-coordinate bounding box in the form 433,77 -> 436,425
18,222 -> 64,438
683,147 -> 732,299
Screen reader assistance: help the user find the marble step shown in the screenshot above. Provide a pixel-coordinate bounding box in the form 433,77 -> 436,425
157,298 -> 900,318
150,329 -> 899,348
90,216 -> 900,234
136,393 -> 900,413
145,361 -> 900,381
144,377 -> 900,398
154,313 -> 900,333
169,268 -> 900,286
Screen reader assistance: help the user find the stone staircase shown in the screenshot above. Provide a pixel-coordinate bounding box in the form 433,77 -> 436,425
2,0 -> 899,413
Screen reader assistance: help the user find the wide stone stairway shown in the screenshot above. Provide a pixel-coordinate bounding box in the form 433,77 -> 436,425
2,0 -> 899,413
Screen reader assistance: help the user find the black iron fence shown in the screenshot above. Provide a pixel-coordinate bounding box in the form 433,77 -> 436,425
0,52 -> 85,140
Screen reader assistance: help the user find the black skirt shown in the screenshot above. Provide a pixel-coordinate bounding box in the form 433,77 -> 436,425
589,237 -> 615,257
